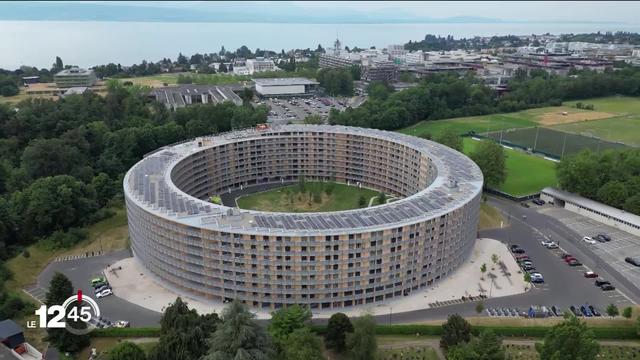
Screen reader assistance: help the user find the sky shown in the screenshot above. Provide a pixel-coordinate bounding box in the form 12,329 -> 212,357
112,1 -> 640,23
10,1 -> 640,24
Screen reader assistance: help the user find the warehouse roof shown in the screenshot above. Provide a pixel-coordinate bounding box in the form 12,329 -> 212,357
124,125 -> 483,235
253,77 -> 319,86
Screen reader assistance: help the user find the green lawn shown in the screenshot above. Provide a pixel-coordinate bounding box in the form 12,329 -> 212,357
117,72 -> 250,87
563,96 -> 640,115
377,346 -> 440,360
399,112 -> 538,139
463,138 -> 558,196
236,182 -> 380,212
551,116 -> 640,146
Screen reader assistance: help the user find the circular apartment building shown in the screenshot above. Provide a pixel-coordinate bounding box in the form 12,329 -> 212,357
124,124 -> 483,310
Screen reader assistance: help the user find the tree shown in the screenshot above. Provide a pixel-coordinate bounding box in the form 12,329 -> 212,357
298,175 -> 306,193
470,141 -> 506,189
346,314 -> 377,360
491,254 -> 499,265
624,195 -> 640,214
303,115 -> 323,125
269,305 -> 311,354
537,316 -> 599,360
447,330 -> 506,360
203,300 -> 273,360
622,306 -> 633,319
91,172 -> 116,207
377,191 -> 386,204
358,195 -> 366,207
480,263 -> 487,278
524,272 -> 531,290
282,327 -> 323,360
148,297 -> 220,360
440,313 -> 472,351
44,272 -> 90,353
325,312 -> 353,353
475,301 -> 485,315
597,180 -> 629,208
435,128 -> 463,152
219,62 -> 228,73
606,303 -> 619,317
239,88 -> 254,104
108,342 -> 146,360
53,56 -> 64,72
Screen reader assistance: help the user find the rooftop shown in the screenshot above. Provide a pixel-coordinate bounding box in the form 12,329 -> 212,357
55,67 -> 94,76
542,187 -> 640,226
124,125 -> 483,235
0,320 -> 22,338
253,77 -> 319,86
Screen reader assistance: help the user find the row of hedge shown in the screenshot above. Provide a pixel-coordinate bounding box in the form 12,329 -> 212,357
91,323 -> 637,340
311,324 -> 637,340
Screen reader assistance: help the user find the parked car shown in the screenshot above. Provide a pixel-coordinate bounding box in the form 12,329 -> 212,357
597,234 -> 612,242
92,281 -> 108,289
625,257 -> 640,267
595,279 -> 611,287
589,305 -> 601,317
515,255 -> 530,261
550,306 -> 562,317
510,245 -> 522,252
568,259 -> 582,266
594,234 -> 609,243
541,240 -> 559,249
90,277 -> 106,286
563,255 -> 576,263
584,271 -> 598,278
94,285 -> 110,293
96,289 -> 113,298
532,199 -> 546,206
530,273 -> 544,283
582,236 -> 597,245
580,305 -> 593,317
512,248 -> 526,254
561,253 -> 573,260
569,305 -> 582,317
601,284 -> 616,291
522,264 -> 536,271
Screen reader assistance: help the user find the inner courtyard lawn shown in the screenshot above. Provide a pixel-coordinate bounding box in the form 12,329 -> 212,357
236,181 -> 381,212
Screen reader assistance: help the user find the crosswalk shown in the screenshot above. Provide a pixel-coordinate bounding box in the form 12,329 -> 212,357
54,251 -> 104,263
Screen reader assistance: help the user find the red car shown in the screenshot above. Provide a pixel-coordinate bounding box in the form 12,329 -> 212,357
584,271 -> 598,278
568,259 -> 582,266
515,255 -> 530,261
564,255 -> 577,263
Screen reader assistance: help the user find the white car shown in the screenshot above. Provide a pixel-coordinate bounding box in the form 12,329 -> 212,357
96,289 -> 113,298
541,240 -> 558,249
582,236 -> 597,245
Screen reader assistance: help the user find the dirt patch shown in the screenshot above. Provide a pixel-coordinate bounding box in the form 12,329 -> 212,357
538,110 -> 614,126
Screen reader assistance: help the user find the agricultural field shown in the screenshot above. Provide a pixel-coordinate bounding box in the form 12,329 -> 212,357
236,181 -> 381,212
463,138 -> 558,196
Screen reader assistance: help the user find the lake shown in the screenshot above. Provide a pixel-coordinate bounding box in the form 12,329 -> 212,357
1,20 -> 638,69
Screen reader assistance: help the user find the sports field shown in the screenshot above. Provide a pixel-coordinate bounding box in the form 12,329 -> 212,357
463,138 -> 558,196
236,181 -> 380,212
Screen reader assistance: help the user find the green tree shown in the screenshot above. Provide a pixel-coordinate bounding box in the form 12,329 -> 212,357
480,263 -> 487,277
203,300 -> 273,360
108,342 -> 146,360
366,81 -> 392,101
269,305 -> 311,354
377,191 -> 387,205
475,301 -> 485,315
325,312 -> 353,353
91,172 -> 116,207
440,313 -> 472,351
44,272 -> 90,353
358,195 -> 366,207
20,138 -> 88,180
606,303 -> 619,317
282,327 -> 323,360
435,128 -> 463,152
303,115 -> 323,125
346,314 -> 377,360
148,297 -> 220,360
470,141 -> 506,189
239,88 -> 254,104
597,180 -> 629,209
537,316 -> 599,360
622,306 -> 633,319
624,194 -> 640,214
447,330 -> 506,360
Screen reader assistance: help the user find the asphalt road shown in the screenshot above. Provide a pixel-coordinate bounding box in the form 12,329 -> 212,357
37,249 -> 162,327
35,196 -> 638,326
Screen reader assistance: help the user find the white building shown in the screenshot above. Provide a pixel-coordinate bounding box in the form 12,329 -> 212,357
405,51 -> 426,65
387,44 -> 408,60
253,77 -> 319,97
541,187 -> 640,237
246,58 -> 276,74
233,66 -> 250,76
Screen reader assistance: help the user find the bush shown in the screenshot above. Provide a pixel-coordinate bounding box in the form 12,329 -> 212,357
88,208 -> 116,224
40,227 -> 88,250
22,250 -> 30,258
90,327 -> 161,338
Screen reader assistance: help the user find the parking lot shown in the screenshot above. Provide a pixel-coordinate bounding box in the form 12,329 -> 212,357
540,206 -> 640,289
258,96 -> 348,123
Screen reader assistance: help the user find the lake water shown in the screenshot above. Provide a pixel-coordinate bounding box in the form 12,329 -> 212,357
1,20 -> 639,69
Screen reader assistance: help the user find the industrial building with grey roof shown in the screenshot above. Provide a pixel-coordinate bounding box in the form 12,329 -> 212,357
124,124 -> 483,309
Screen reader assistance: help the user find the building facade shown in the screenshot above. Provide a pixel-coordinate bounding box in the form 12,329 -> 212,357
319,54 -> 357,69
54,67 -> 97,88
246,58 -> 276,74
124,125 -> 483,310
253,78 -> 319,97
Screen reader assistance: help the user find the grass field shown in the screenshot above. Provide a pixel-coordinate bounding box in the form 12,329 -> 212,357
236,182 -> 380,212
463,138 -> 558,196
116,72 -> 251,88
552,116 -> 640,147
479,203 -> 505,230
